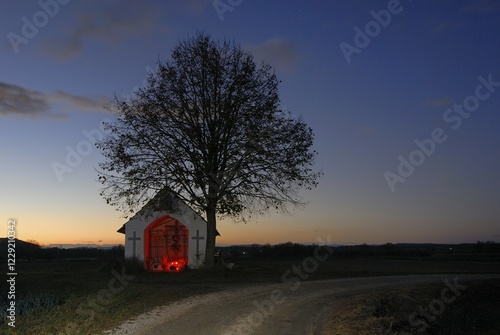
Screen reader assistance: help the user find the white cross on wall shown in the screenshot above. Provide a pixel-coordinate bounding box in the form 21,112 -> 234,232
191,230 -> 204,260
128,231 -> 141,257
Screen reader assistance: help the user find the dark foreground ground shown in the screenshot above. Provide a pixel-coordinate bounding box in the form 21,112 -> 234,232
322,278 -> 500,334
1,253 -> 499,334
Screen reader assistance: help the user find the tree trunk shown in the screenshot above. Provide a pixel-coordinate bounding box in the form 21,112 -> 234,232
205,206 -> 217,269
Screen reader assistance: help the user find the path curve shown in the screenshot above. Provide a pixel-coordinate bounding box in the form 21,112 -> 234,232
107,273 -> 500,335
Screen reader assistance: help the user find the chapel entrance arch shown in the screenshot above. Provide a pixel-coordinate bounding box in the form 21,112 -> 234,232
144,215 -> 189,272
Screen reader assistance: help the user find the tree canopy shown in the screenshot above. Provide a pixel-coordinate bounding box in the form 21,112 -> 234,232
97,33 -> 321,268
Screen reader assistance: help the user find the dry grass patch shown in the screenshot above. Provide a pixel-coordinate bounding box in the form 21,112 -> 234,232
322,280 -> 500,335
322,284 -> 450,335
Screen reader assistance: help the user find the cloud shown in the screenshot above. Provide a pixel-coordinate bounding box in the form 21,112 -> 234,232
0,82 -> 110,119
245,38 -> 301,74
426,97 -> 452,107
187,0 -> 212,14
0,82 -> 50,118
434,0 -> 500,33
461,0 -> 500,14
40,0 -> 167,59
50,91 -> 110,112
433,19 -> 466,33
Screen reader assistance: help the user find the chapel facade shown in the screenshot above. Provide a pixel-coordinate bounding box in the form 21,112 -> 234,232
117,191 -> 207,272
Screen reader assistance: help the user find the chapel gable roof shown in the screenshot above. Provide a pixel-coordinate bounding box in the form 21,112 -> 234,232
117,224 -> 125,234
117,187 -> 207,234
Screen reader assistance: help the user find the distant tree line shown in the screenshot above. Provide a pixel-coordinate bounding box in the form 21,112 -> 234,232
474,240 -> 500,253
3,238 -> 500,262
217,241 -> 500,259
0,239 -> 124,261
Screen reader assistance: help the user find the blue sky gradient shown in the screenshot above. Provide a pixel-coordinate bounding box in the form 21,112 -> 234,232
1,0 -> 499,246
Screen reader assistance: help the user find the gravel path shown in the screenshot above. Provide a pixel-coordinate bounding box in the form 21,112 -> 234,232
106,273 -> 500,335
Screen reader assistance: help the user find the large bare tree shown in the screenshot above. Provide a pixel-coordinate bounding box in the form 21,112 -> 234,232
97,33 -> 321,268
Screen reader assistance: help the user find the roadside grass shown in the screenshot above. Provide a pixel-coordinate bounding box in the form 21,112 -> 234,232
1,255 -> 499,334
1,260 -> 237,335
321,283 -> 443,335
321,279 -> 500,335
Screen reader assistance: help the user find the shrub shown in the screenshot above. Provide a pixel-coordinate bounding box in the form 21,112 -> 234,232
0,292 -> 63,323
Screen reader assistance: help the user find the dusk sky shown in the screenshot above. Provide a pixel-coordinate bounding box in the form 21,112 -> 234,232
1,0 -> 499,247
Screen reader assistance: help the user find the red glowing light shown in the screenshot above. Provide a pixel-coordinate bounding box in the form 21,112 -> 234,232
144,216 -> 189,272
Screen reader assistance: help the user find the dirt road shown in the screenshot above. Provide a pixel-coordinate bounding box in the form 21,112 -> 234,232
108,274 -> 500,335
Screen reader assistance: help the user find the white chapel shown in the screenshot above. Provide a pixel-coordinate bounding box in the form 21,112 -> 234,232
117,190 -> 208,272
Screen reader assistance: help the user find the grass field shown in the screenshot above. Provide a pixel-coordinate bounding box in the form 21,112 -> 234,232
1,253 -> 499,334
321,279 -> 500,334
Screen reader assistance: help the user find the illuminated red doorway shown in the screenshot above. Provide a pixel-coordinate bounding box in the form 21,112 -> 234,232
144,215 -> 189,272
